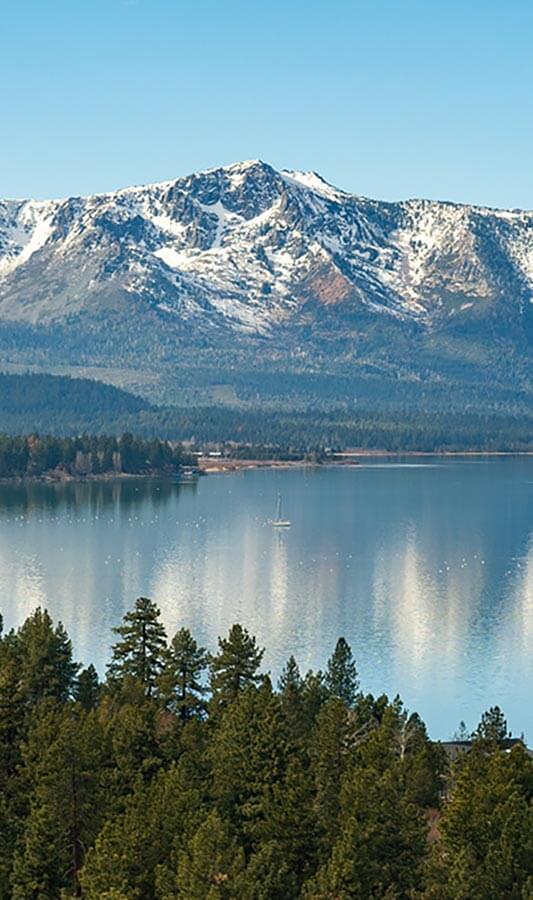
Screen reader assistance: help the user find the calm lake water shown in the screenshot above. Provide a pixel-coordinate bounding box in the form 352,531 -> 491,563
0,458 -> 531,740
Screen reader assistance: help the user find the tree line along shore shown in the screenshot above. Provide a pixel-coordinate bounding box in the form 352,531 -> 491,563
0,598 -> 531,898
0,434 -> 192,481
1,433 -> 532,483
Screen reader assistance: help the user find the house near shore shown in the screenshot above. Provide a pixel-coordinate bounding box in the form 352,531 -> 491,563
440,738 -> 533,762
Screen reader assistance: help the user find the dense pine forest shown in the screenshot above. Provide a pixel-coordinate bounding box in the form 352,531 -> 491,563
0,600 -> 531,899
0,373 -> 531,452
0,434 -> 188,479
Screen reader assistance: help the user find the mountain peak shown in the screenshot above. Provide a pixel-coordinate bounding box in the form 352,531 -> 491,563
0,159 -> 531,407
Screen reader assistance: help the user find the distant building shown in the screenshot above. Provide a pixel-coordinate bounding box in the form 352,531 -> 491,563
440,738 -> 531,762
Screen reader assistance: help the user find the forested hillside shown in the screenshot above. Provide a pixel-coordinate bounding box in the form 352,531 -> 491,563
0,373 -> 531,451
0,600 -> 531,898
0,373 -> 151,434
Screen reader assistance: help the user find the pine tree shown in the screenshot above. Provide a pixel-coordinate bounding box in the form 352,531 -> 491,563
168,811 -> 246,899
210,679 -> 288,849
301,669 -> 330,728
74,664 -> 100,710
106,699 -> 163,799
80,761 -> 204,899
16,608 -> 79,706
158,627 -> 208,720
311,697 -> 353,855
107,597 -> 167,696
0,628 -> 26,896
11,706 -> 108,899
278,655 -> 302,693
303,764 -> 428,898
451,720 -> 470,741
209,624 -> 264,708
237,840 -> 298,899
261,755 -> 319,894
325,637 -> 359,707
278,656 -> 310,745
428,744 -> 533,899
474,705 -> 509,746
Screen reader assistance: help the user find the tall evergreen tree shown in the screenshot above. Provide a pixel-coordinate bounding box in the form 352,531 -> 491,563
16,608 -> 79,706
278,655 -> 302,694
11,706 -> 108,900
107,597 -> 167,696
0,628 -> 26,895
325,637 -> 359,707
426,744 -> 533,899
237,840 -> 298,900
80,761 -> 204,900
158,627 -> 208,720
303,764 -> 428,898
209,624 -> 264,708
74,664 -> 100,711
164,811 -> 246,900
210,679 -> 288,848
311,698 -> 354,855
278,656 -> 310,745
473,705 -> 510,746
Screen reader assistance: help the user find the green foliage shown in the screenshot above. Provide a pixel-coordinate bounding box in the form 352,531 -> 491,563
303,765 -> 428,899
0,373 -> 530,454
209,624 -> 264,709
11,705 -> 108,899
0,430 -> 188,479
311,698 -> 354,854
81,761 -> 204,899
158,627 -> 208,720
74,664 -> 100,710
0,603 -> 531,899
473,704 -> 510,746
325,637 -> 359,707
15,607 -> 79,706
426,745 -> 533,899
107,597 -> 167,697
162,810 -> 246,899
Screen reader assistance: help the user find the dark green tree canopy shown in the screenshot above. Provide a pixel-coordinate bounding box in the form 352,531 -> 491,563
75,664 -> 101,711
325,637 -> 359,707
474,705 -> 510,745
209,624 -> 265,707
107,597 -> 167,696
15,607 -> 79,706
0,606 -> 531,900
158,627 -> 208,720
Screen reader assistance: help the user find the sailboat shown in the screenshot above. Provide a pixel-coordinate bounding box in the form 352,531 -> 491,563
270,493 -> 291,528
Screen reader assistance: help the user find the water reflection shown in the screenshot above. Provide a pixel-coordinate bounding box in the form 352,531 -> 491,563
0,459 -> 531,739
0,477 -> 192,518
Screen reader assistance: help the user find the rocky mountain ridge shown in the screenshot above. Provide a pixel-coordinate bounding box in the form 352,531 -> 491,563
0,160 -> 531,407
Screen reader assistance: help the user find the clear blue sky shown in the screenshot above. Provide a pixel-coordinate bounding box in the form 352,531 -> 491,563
2,0 -> 533,208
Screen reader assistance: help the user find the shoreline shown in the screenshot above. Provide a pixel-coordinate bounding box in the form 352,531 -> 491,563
0,470 -> 181,486
197,450 -> 532,474
0,451 -> 530,484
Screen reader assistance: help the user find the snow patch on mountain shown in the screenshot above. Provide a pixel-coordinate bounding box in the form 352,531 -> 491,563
0,160 -> 532,336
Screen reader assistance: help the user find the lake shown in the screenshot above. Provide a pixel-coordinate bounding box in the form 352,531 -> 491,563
0,458 -> 531,740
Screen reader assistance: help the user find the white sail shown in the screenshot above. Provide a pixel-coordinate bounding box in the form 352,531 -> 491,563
271,492 -> 291,527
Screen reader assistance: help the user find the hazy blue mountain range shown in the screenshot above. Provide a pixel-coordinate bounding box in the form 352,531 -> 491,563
0,160 -> 531,410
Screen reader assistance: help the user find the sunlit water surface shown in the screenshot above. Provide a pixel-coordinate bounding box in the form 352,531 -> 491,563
0,458 -> 531,739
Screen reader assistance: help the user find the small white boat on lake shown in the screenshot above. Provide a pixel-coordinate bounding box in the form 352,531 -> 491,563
270,493 -> 291,528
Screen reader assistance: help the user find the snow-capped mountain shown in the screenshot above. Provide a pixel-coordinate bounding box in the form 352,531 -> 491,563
0,160 -> 531,406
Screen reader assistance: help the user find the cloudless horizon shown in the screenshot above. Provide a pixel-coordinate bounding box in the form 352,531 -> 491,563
2,0 -> 533,208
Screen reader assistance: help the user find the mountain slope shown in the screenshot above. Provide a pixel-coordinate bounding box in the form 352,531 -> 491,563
0,161 -> 531,409
0,373 -> 152,435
